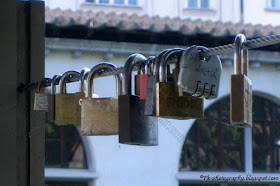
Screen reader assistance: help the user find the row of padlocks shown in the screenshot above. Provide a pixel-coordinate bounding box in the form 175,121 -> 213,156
34,34 -> 252,146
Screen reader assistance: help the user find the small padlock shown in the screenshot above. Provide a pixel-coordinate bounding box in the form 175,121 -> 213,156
34,78 -> 52,111
119,54 -> 158,146
46,75 -> 61,123
155,48 -> 204,119
135,56 -> 154,100
81,63 -> 122,136
230,34 -> 252,127
74,68 -> 90,126
178,46 -> 222,99
55,71 -> 80,125
144,49 -> 172,116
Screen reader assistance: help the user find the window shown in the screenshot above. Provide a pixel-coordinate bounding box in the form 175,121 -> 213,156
85,0 -> 139,6
179,94 -> 280,184
45,122 -> 95,185
270,0 -> 280,9
187,0 -> 209,9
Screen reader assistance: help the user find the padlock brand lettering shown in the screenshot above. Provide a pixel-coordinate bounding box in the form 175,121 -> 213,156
195,64 -> 218,80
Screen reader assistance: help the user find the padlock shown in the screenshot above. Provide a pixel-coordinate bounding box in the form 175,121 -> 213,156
155,48 -> 204,119
135,56 -> 154,100
74,68 -> 90,126
178,46 -> 222,99
46,75 -> 61,123
144,49 -> 172,116
119,54 -> 158,146
230,34 -> 252,127
81,63 -> 122,136
55,71 -> 80,125
34,78 -> 52,111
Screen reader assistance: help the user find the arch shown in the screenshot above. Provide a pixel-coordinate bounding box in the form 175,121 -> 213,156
178,91 -> 280,173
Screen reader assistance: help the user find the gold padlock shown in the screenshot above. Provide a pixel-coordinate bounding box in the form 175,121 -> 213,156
230,34 -> 252,127
55,71 -> 80,125
81,63 -> 122,136
156,49 -> 204,119
34,78 -> 52,112
74,68 -> 90,126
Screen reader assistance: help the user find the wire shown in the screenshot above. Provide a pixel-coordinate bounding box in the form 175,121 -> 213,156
18,34 -> 280,92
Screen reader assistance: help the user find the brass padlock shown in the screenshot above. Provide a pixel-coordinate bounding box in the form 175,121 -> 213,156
46,75 -> 61,123
74,68 -> 90,126
230,34 -> 252,127
81,63 -> 122,136
34,78 -> 52,112
155,48 -> 204,119
55,71 -> 80,125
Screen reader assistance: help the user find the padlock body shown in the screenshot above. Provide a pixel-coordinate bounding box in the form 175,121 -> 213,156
55,93 -> 76,125
156,82 -> 204,119
81,97 -> 118,135
34,92 -> 49,112
119,95 -> 158,146
74,92 -> 86,126
230,74 -> 252,127
134,75 -> 140,96
139,74 -> 149,100
144,75 -> 157,116
46,94 -> 55,122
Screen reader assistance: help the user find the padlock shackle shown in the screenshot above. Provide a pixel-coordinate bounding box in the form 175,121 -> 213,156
234,34 -> 248,76
145,56 -> 155,75
153,49 -> 172,77
80,68 -> 90,92
59,71 -> 80,94
87,62 -> 122,98
37,78 -> 52,93
51,75 -> 61,95
159,48 -> 184,82
123,54 -> 147,95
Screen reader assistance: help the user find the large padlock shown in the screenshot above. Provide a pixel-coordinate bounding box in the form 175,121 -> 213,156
119,54 -> 158,146
230,34 -> 252,127
46,75 -> 61,123
55,71 -> 80,125
81,63 -> 122,136
155,48 -> 204,119
178,46 -> 222,99
34,78 -> 52,111
74,68 -> 90,126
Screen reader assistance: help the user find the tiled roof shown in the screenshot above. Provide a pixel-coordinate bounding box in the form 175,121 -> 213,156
45,7 -> 280,38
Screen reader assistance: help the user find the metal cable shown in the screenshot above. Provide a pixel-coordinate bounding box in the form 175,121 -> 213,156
200,34 -> 280,58
18,34 -> 280,91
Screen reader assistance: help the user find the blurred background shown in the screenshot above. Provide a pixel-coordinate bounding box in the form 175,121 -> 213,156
44,0 -> 280,186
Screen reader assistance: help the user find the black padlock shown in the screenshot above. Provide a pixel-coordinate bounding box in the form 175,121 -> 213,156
46,75 -> 61,123
119,54 -> 158,146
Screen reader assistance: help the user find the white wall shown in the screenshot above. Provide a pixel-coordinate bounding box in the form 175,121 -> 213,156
45,40 -> 280,186
244,0 -> 280,26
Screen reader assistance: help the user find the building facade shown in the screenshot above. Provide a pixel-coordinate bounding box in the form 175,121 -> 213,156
44,1 -> 280,186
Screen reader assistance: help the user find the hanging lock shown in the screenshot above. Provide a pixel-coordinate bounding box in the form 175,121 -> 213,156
74,68 -> 90,126
34,78 -> 52,111
55,71 -> 80,125
119,54 -> 158,146
81,63 -> 121,136
46,75 -> 61,123
144,49 -> 177,116
134,56 -> 154,100
230,34 -> 252,127
178,46 -> 222,99
155,48 -> 204,119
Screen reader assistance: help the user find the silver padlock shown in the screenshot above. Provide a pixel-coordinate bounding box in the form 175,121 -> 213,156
230,34 -> 252,127
178,46 -> 222,99
34,78 -> 52,111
